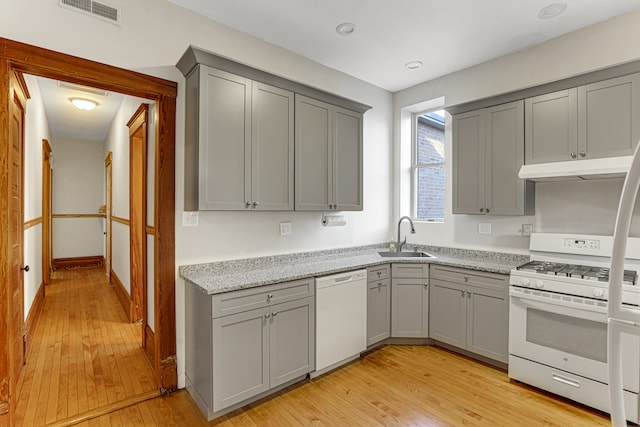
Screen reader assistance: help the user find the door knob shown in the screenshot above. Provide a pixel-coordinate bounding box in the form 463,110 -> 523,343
21,265 -> 29,272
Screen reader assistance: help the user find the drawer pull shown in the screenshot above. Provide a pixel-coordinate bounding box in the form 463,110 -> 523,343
460,290 -> 465,297
264,313 -> 271,319
552,373 -> 580,388
377,271 -> 382,277
272,312 -> 278,317
267,293 -> 273,300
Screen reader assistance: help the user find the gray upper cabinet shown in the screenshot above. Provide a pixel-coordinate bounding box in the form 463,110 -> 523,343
295,95 -> 363,211
185,65 -> 294,211
453,100 -> 533,215
526,73 -> 640,164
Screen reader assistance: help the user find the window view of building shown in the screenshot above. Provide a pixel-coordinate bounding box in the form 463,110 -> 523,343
414,110 -> 445,221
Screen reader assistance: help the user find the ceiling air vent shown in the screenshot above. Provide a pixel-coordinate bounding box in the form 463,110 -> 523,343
59,0 -> 121,25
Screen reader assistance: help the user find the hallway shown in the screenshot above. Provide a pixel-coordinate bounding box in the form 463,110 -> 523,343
14,267 -> 157,426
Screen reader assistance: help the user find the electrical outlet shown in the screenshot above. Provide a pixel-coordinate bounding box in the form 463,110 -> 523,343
280,222 -> 292,236
522,224 -> 533,237
478,223 -> 492,235
182,211 -> 199,227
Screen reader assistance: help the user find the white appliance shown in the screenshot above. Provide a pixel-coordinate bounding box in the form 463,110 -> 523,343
508,233 -> 640,423
609,141 -> 640,426
312,269 -> 367,379
518,155 -> 632,182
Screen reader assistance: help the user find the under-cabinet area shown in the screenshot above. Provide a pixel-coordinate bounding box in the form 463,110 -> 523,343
182,252 -> 515,421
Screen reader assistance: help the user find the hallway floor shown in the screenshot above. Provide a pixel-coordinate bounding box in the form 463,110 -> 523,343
14,267 -> 156,426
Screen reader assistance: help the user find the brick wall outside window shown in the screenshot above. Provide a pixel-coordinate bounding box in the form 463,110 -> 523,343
416,118 -> 445,220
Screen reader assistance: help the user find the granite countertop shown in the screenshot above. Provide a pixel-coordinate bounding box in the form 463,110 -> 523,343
179,244 -> 530,295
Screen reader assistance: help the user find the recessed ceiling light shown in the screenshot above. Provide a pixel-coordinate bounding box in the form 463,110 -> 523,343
538,3 -> 567,19
336,22 -> 356,36
70,98 -> 98,111
405,61 -> 423,70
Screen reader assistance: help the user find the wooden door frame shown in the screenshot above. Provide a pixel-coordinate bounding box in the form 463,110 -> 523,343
0,38 -> 178,416
42,139 -> 52,288
127,104 -> 148,326
104,152 -> 112,280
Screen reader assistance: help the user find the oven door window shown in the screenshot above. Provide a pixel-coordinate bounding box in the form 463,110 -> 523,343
526,308 -> 607,362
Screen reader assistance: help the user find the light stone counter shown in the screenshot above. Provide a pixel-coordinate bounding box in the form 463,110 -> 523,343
179,244 -> 530,295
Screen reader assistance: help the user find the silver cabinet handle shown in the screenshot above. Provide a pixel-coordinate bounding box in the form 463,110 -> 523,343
463,276 -> 469,282
378,282 -> 383,287
264,313 -> 271,319
424,283 -> 428,288
467,291 -> 472,299
252,202 -> 258,209
485,208 -> 490,214
570,152 -> 577,159
245,201 -> 251,208
267,293 -> 273,300
479,208 -> 484,213
377,271 -> 382,277
272,312 -> 278,317
579,151 -> 586,158
460,290 -> 465,297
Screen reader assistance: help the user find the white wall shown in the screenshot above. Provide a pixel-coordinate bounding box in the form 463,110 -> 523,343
51,137 -> 105,258
394,9 -> 640,254
23,75 -> 50,319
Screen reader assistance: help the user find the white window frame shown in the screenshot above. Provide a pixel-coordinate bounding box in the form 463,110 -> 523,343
411,109 -> 445,222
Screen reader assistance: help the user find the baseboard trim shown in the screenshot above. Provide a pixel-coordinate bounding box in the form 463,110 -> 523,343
110,269 -> 131,322
52,256 -> 103,270
144,324 -> 156,366
24,281 -> 45,358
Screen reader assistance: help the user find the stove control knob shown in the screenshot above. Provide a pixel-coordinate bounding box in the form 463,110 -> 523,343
532,280 -> 544,289
593,288 -> 605,298
521,278 -> 530,287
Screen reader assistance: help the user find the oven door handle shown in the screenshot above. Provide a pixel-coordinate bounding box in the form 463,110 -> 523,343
510,289 -> 607,316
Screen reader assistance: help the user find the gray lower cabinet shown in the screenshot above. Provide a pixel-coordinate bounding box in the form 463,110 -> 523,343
185,278 -> 314,420
429,265 -> 509,363
295,95 -> 363,211
525,72 -> 640,164
391,264 -> 429,338
453,100 -> 534,216
366,264 -> 390,346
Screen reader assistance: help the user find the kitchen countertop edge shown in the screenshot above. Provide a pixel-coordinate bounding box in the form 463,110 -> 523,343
180,244 -> 529,295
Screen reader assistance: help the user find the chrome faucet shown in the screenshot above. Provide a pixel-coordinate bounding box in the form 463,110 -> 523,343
396,216 -> 416,252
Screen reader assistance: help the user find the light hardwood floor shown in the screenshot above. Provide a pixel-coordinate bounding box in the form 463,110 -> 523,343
78,345 -> 610,426
14,267 -> 157,426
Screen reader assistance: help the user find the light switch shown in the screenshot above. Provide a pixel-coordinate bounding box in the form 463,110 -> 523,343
280,222 -> 292,236
478,223 -> 492,235
182,211 -> 199,227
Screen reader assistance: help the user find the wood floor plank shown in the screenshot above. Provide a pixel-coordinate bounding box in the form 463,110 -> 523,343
14,267 -> 157,426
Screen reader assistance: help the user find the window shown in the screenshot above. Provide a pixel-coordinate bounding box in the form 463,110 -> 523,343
413,110 -> 445,221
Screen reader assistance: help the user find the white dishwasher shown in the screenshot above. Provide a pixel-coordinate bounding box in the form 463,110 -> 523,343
311,269 -> 367,378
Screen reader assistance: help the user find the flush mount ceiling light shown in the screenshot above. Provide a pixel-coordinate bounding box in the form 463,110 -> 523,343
70,98 -> 98,111
405,61 -> 423,70
336,22 -> 356,36
538,3 -> 567,19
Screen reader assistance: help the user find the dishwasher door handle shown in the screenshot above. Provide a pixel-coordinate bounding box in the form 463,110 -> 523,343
333,275 -> 353,284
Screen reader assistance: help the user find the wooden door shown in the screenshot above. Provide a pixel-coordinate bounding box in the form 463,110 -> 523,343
4,70 -> 27,423
128,105 -> 148,324
42,140 -> 52,287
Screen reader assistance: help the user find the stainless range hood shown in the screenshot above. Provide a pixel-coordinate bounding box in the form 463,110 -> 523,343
518,156 -> 633,182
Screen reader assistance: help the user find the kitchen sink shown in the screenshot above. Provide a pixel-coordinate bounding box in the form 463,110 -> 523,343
378,251 -> 434,258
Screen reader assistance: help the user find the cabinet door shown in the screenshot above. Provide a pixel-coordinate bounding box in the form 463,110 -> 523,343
391,278 -> 429,338
333,107 -> 363,211
466,285 -> 508,363
578,73 -> 640,160
252,83 -> 294,210
429,280 -> 466,349
524,89 -> 578,164
453,109 -> 485,214
485,101 -> 526,215
199,66 -> 251,210
367,279 -> 390,346
295,95 -> 331,210
212,308 -> 269,411
269,298 -> 314,387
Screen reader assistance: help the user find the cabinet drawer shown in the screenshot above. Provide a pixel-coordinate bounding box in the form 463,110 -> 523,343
212,278 -> 314,318
368,277 -> 390,290
391,263 -> 429,278
430,265 -> 507,292
367,264 -> 390,282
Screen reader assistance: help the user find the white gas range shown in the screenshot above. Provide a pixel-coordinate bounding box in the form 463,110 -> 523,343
508,233 -> 640,423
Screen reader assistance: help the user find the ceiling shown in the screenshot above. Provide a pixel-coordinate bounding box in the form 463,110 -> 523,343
167,0 -> 640,92
36,76 -> 124,142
